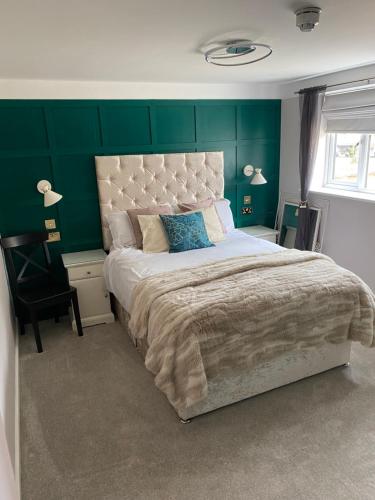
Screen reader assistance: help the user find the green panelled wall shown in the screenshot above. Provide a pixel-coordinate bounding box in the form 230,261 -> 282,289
0,99 -> 280,259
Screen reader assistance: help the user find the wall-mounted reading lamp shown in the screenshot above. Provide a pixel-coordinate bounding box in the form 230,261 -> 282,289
243,165 -> 267,185
37,180 -> 63,207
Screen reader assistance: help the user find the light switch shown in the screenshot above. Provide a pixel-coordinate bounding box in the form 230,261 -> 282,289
45,219 -> 56,230
243,195 -> 252,205
47,231 -> 61,243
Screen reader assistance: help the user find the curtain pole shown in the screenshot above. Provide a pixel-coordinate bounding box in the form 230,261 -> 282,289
295,77 -> 375,95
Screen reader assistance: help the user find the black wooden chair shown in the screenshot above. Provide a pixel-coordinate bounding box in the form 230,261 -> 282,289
0,231 -> 83,353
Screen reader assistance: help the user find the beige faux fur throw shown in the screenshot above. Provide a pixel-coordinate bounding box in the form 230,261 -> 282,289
129,250 -> 375,411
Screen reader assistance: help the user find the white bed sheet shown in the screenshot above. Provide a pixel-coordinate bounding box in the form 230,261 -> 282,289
104,229 -> 284,312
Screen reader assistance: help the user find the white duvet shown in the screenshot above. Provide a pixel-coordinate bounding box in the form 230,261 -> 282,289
104,229 -> 284,312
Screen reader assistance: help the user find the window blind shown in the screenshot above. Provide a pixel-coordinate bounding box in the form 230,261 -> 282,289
323,88 -> 375,133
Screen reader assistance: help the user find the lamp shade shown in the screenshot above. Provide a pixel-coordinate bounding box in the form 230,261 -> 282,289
250,168 -> 267,185
37,180 -> 63,207
44,189 -> 62,207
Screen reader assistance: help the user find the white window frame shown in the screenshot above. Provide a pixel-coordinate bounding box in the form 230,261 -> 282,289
324,132 -> 373,193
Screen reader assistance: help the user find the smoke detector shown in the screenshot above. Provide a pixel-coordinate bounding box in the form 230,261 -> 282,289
295,6 -> 321,32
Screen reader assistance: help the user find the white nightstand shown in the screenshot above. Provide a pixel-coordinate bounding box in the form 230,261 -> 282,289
239,225 -> 279,243
62,249 -> 114,330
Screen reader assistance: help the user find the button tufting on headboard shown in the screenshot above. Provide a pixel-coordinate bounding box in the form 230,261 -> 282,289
95,152 -> 224,250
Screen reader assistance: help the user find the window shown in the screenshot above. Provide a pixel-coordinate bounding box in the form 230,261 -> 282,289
324,132 -> 375,193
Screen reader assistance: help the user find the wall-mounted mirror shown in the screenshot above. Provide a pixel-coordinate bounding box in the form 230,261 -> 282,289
277,201 -> 322,251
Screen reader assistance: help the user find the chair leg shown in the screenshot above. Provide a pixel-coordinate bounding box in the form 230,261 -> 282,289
19,320 -> 25,336
71,290 -> 83,337
30,310 -> 43,353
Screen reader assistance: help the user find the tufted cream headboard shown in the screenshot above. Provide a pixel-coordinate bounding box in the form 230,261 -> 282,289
95,151 -> 224,249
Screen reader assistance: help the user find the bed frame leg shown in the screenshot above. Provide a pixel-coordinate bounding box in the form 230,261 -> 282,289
179,417 -> 191,424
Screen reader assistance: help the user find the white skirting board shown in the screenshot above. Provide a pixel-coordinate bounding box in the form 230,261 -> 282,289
178,341 -> 351,421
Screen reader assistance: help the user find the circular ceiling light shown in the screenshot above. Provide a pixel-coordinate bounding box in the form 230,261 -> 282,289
204,40 -> 272,67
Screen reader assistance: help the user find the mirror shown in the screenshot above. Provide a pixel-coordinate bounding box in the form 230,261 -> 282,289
277,201 -> 321,251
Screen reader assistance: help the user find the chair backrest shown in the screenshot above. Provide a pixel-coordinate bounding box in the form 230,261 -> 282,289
0,232 -> 52,294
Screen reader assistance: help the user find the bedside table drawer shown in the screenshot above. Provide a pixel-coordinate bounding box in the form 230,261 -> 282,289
67,262 -> 103,281
259,234 -> 277,243
239,225 -> 279,244
62,249 -> 114,330
70,277 -> 110,318
70,276 -> 113,330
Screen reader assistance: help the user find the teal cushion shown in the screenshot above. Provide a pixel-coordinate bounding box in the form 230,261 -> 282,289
160,212 -> 214,253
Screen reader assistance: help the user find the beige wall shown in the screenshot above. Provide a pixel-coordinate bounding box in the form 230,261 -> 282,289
0,250 -> 17,474
280,96 -> 375,291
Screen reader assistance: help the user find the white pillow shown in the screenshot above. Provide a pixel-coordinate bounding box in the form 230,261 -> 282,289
182,206 -> 225,243
137,214 -> 169,253
199,205 -> 225,242
214,199 -> 235,233
106,212 -> 136,249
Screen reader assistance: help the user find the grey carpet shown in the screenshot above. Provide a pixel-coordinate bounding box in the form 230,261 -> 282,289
20,318 -> 375,500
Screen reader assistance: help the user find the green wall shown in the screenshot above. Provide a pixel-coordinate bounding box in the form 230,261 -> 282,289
0,99 -> 280,258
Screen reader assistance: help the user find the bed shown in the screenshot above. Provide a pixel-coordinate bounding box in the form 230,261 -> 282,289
95,152 -> 375,421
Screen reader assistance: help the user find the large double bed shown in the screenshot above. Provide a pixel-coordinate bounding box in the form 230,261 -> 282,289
95,152 -> 375,421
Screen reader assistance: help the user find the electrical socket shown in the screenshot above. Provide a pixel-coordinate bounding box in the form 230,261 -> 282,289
243,195 -> 252,205
241,207 -> 253,215
45,219 -> 56,230
47,231 -> 61,243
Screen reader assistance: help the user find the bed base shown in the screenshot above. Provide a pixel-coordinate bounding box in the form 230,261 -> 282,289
179,418 -> 192,424
114,298 -> 351,421
176,352 -> 351,424
181,360 -> 351,423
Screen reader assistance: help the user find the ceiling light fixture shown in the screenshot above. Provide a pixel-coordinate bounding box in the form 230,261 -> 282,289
204,39 -> 272,67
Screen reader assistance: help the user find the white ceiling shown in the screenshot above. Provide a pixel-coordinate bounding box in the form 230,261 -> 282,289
1,0 -> 375,84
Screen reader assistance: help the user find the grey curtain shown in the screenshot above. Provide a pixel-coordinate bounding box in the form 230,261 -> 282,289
295,85 -> 326,250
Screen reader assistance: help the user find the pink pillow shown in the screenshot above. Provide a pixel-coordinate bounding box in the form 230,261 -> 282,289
128,205 -> 173,249
178,198 -> 213,213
